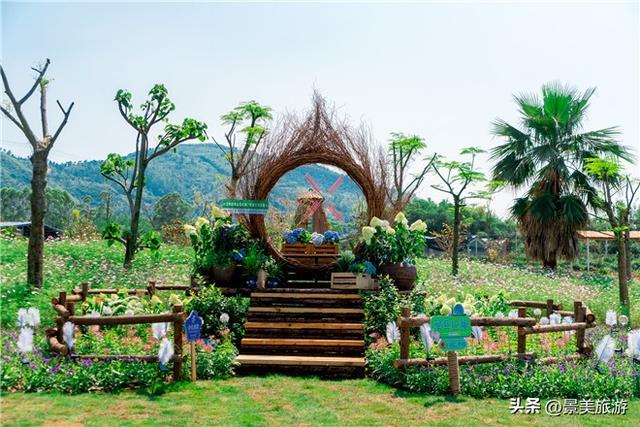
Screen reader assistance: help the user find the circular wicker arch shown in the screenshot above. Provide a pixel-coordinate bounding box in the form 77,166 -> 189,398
242,93 -> 388,272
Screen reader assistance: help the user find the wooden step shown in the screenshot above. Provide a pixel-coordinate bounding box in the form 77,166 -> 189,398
245,322 -> 364,330
236,354 -> 365,367
248,307 -> 363,314
251,292 -> 360,299
241,338 -> 364,347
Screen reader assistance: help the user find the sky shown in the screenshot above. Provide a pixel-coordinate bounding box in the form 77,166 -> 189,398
1,1 -> 639,217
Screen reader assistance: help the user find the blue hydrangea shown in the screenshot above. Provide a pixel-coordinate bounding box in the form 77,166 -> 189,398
232,248 -> 246,262
362,261 -> 376,275
323,230 -> 339,244
310,232 -> 324,246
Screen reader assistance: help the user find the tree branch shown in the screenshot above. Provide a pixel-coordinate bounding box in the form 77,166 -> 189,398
0,105 -> 24,131
50,100 -> 74,143
19,59 -> 50,105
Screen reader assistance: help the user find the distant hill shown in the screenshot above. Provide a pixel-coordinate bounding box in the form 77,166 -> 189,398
0,145 -> 362,220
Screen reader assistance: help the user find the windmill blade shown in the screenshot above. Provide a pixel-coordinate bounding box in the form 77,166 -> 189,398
326,204 -> 344,222
305,174 -> 323,193
301,199 -> 322,223
327,176 -> 344,195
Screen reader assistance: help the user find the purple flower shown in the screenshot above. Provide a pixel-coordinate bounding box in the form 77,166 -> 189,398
49,365 -> 61,375
81,358 -> 93,367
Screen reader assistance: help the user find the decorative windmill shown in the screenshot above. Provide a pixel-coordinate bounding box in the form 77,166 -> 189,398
293,174 -> 345,232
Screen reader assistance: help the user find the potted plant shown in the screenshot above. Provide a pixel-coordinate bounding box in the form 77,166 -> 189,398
264,257 -> 284,288
357,212 -> 427,291
185,213 -> 250,287
242,243 -> 266,290
282,228 -> 312,254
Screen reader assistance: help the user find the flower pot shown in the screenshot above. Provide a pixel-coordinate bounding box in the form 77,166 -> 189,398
266,277 -> 280,289
212,266 -> 236,286
380,263 -> 417,291
245,275 -> 258,290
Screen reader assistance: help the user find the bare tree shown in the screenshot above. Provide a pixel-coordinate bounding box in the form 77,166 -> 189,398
1,59 -> 74,288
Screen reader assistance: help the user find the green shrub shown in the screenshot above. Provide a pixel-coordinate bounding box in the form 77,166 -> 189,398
361,276 -> 401,338
192,339 -> 239,379
188,285 -> 250,344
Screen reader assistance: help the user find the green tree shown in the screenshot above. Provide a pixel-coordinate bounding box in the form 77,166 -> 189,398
44,188 -> 75,230
584,156 -> 639,314
150,192 -> 191,229
1,59 -> 74,287
431,147 -> 488,275
101,84 -> 207,267
387,132 -> 436,214
0,187 -> 30,221
212,101 -> 272,198
491,82 -> 630,270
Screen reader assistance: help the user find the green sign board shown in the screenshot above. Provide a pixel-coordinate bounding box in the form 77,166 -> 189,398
220,199 -> 269,215
431,304 -> 471,351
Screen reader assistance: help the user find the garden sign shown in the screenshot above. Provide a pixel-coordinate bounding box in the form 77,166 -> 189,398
220,199 -> 269,215
184,310 -> 204,381
430,303 -> 471,395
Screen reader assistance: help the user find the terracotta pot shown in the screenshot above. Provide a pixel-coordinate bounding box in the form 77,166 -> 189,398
212,266 -> 236,286
380,263 -> 417,291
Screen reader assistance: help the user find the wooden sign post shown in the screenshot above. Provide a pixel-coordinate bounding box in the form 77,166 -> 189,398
431,303 -> 471,396
184,310 -> 203,382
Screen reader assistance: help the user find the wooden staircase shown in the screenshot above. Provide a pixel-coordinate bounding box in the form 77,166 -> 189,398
237,289 -> 366,377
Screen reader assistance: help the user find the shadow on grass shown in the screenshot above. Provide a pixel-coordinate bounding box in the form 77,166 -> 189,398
393,389 -> 468,408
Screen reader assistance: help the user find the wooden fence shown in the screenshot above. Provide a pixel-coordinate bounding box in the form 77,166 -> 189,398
47,281 -> 192,381
394,299 -> 596,369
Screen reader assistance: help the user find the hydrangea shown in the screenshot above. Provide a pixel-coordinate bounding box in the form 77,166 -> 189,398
362,261 -> 376,275
323,230 -> 339,244
369,217 -> 384,228
409,219 -> 427,232
232,248 -> 246,262
361,226 -> 376,245
310,232 -> 324,246
194,217 -> 209,230
394,212 -> 408,225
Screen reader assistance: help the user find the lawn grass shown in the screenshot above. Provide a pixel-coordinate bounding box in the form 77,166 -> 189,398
1,375 -> 638,426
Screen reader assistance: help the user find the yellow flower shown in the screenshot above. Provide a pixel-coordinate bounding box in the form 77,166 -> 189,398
361,226 -> 376,245
211,205 -> 229,219
183,224 -> 197,237
440,305 -> 452,315
168,294 -> 181,305
369,216 -> 383,228
394,212 -> 408,225
409,219 -> 427,232
385,226 -> 396,235
195,217 -> 209,229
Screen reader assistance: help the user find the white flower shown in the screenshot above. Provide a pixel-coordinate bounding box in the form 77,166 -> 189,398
508,309 -> 519,319
595,335 -> 615,363
618,315 -> 629,326
394,212 -> 408,225
385,226 -> 396,235
409,220 -> 427,232
220,313 -> 230,324
440,305 -> 452,315
606,310 -> 617,326
17,327 -> 34,354
102,306 -> 113,316
16,309 -> 28,328
62,322 -> 75,349
386,321 -> 400,344
495,312 -> 505,319
369,217 -> 383,228
310,232 -> 324,246
539,316 -> 549,325
195,217 -> 209,230
89,310 -> 101,317
549,313 -> 562,325
361,226 -> 376,245
380,220 -> 390,229
125,309 -> 135,316
533,308 -> 542,317
562,316 -> 574,324
26,308 -> 40,328
183,224 -> 197,238
626,330 -> 640,359
158,338 -> 174,365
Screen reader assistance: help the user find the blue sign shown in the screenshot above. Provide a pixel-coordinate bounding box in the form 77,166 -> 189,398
185,310 -> 204,342
431,303 -> 471,351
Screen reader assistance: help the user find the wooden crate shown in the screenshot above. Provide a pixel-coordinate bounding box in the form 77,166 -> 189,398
331,273 -> 378,290
282,243 -> 339,255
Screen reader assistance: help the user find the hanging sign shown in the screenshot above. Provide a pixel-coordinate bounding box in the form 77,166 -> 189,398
220,199 -> 269,215
431,304 -> 471,351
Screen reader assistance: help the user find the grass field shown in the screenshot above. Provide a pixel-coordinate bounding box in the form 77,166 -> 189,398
1,376 -> 639,426
1,238 -> 638,426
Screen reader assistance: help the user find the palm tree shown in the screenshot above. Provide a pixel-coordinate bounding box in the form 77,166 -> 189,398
491,82 -> 630,269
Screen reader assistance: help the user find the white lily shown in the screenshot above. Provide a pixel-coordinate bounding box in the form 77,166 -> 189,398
386,321 -> 400,344
62,322 -> 75,349
158,338 -> 174,365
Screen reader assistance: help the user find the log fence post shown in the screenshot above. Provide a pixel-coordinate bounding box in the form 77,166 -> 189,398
399,307 -> 411,363
81,282 -> 89,301
147,280 -> 157,296
546,299 -> 554,317
173,304 -> 184,381
517,307 -> 527,356
447,351 -> 460,396
574,301 -> 586,353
